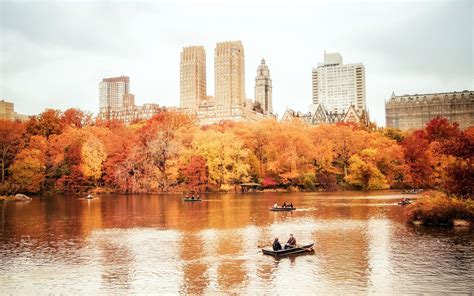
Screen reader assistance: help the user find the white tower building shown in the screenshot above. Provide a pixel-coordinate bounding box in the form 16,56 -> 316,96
312,52 -> 366,113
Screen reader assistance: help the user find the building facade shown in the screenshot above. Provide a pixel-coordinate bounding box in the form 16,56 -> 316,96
180,46 -> 207,113
385,90 -> 474,130
98,103 -> 164,124
196,101 -> 268,126
282,104 -> 368,126
312,52 -> 366,113
214,41 -> 245,108
99,76 -> 130,111
98,76 -> 165,124
0,99 -> 28,121
254,58 -> 273,114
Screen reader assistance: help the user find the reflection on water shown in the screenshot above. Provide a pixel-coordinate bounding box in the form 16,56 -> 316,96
1,191 -> 473,294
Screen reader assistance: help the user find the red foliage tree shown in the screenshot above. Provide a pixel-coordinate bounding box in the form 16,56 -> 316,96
62,108 -> 92,128
401,130 -> 433,188
0,120 -> 25,183
182,156 -> 208,192
27,109 -> 64,139
425,116 -> 460,142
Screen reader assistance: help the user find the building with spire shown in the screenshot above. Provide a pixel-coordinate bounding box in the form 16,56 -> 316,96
180,46 -> 207,113
254,58 -> 273,114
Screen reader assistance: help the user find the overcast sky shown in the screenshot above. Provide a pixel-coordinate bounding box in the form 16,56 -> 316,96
1,0 -> 472,125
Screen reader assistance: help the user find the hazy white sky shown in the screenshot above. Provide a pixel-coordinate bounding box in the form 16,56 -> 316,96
1,0 -> 472,125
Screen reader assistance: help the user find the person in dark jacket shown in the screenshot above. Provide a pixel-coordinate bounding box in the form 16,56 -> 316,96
272,237 -> 282,251
284,234 -> 296,249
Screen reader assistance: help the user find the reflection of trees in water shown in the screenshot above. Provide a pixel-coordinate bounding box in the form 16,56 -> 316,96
313,227 -> 369,290
217,259 -> 247,291
179,232 -> 209,294
180,263 -> 209,295
216,232 -> 247,289
97,238 -> 134,291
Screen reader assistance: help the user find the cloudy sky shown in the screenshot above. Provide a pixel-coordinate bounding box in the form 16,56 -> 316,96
1,0 -> 472,125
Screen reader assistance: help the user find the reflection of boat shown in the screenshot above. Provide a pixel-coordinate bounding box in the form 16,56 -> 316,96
402,189 -> 423,194
262,243 -> 314,257
398,199 -> 413,205
270,207 -> 296,211
183,198 -> 201,202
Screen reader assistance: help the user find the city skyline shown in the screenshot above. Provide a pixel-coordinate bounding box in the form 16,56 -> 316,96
1,1 -> 472,125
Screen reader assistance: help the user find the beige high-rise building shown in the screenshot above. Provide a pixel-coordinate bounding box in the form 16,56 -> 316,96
254,58 -> 273,114
312,52 -> 366,113
215,41 -> 245,108
180,46 -> 207,112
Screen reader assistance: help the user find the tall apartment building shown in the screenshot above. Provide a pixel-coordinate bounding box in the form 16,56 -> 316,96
180,46 -> 207,113
385,90 -> 474,130
215,41 -> 245,108
254,58 -> 273,114
312,52 -> 366,113
99,76 -> 130,111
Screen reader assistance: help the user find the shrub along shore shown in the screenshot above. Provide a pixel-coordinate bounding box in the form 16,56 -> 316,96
406,192 -> 473,227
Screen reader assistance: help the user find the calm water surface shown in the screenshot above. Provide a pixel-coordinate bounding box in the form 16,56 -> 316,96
1,191 -> 473,294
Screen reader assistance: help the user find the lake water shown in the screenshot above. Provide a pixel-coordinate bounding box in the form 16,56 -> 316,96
1,191 -> 473,294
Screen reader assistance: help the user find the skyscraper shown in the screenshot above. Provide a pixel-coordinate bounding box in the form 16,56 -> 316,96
214,41 -> 245,108
180,46 -> 207,112
254,58 -> 273,114
312,52 -> 366,113
99,76 -> 130,111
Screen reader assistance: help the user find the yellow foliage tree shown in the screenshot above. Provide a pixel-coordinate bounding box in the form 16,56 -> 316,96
81,135 -> 107,183
192,130 -> 249,188
345,149 -> 389,190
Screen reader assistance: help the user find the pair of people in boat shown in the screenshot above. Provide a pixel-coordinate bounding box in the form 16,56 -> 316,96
272,234 -> 296,251
273,202 -> 293,208
188,194 -> 200,200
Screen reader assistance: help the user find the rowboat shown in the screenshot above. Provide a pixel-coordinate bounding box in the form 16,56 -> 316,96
270,207 -> 296,211
402,189 -> 423,194
398,200 -> 413,205
183,198 -> 201,202
262,243 -> 314,257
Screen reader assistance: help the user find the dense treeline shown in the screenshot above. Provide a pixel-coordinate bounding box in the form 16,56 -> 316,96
0,109 -> 472,196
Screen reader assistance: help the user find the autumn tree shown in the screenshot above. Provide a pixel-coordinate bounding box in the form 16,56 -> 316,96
10,136 -> 46,193
81,134 -> 107,185
401,130 -> 433,188
26,109 -> 64,139
182,155 -> 208,192
140,112 -> 193,191
0,119 -> 25,184
345,149 -> 389,190
62,108 -> 92,128
192,130 -> 249,189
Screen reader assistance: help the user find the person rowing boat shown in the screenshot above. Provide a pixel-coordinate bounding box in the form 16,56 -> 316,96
284,234 -> 296,249
272,237 -> 282,251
